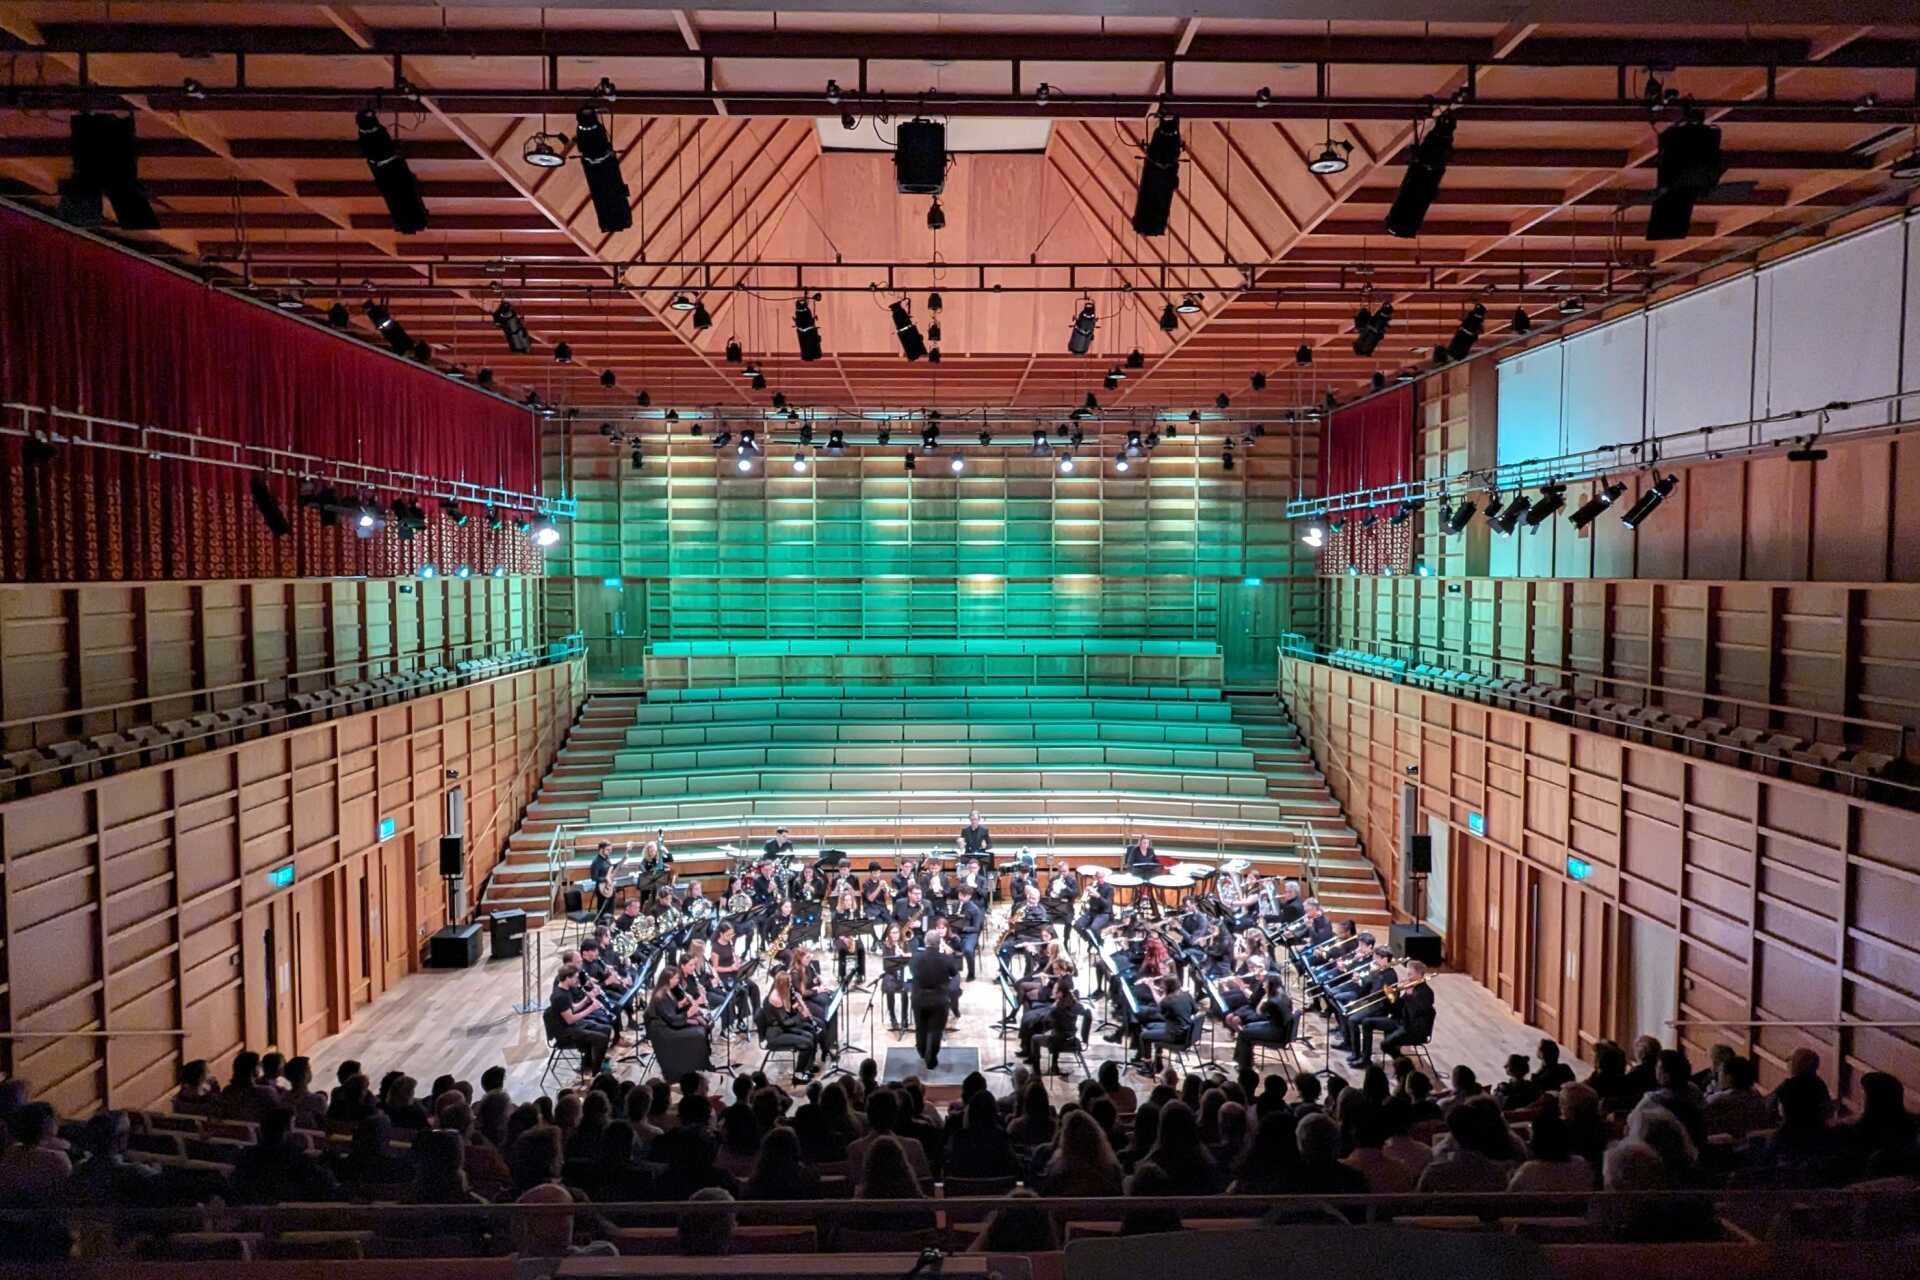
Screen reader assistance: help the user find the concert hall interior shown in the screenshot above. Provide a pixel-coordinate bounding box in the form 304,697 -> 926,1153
3,0 -> 1920,1271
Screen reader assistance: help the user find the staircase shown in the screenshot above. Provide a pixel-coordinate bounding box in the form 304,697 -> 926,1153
1226,691 -> 1393,930
477,691 -> 645,926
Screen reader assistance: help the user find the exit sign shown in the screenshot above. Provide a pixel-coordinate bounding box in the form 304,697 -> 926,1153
377,816 -> 397,842
266,865 -> 295,890
1567,856 -> 1593,882
1467,811 -> 1486,836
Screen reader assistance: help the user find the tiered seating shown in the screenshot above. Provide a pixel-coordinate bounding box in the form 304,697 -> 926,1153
643,638 -> 1223,692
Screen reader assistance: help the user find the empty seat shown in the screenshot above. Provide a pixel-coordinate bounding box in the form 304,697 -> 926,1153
86,731 -> 138,775
47,737 -> 103,782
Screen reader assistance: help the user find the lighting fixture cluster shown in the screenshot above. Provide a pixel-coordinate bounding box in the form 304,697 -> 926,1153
1427,472 -> 1678,539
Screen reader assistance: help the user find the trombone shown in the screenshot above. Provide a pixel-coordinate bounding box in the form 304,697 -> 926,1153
1343,973 -> 1430,1017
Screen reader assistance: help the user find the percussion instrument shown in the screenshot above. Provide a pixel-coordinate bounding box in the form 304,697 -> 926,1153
1168,862 -> 1210,879
1148,872 -> 1195,910
1075,864 -> 1107,878
1220,858 -> 1253,874
1106,871 -> 1146,907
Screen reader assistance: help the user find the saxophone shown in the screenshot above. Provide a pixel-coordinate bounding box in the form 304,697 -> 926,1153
765,921 -> 792,960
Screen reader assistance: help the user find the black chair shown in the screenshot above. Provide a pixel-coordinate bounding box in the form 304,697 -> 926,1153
539,1027 -> 586,1090
560,883 -> 599,947
1045,1005 -> 1095,1079
1141,1014 -> 1203,1073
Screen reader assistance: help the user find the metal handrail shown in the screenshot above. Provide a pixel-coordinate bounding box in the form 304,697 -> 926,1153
540,808 -> 1327,908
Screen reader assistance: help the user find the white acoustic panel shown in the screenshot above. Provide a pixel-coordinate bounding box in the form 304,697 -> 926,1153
1649,274 -> 1756,454
1561,313 -> 1647,459
1496,342 -> 1563,470
1904,215 -> 1920,424
1754,220 -> 1904,436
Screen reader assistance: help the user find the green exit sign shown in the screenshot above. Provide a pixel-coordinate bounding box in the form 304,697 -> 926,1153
266,865 -> 295,890
1567,856 -> 1593,882
1467,811 -> 1487,836
377,816 -> 397,842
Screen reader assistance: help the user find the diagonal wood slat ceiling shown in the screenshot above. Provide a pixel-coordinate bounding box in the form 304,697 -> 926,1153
1,3 -> 1916,415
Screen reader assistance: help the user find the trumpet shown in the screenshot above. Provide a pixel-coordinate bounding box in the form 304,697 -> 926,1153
1344,973 -> 1430,1016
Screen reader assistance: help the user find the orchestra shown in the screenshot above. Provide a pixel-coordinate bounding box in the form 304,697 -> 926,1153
538,809 -> 1440,1087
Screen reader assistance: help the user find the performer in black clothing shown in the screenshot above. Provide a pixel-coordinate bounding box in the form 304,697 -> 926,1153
997,884 -> 1052,974
647,966 -> 714,1084
952,884 -> 985,980
756,970 -> 819,1082
1231,974 -> 1297,1072
579,937 -> 639,1028
545,964 -> 612,1075
959,810 -> 993,859
1279,897 -> 1334,949
1138,983 -> 1199,1071
1268,878 -> 1306,926
1335,950 -> 1398,1061
893,885 -> 929,946
711,923 -> 759,1035
829,888 -> 868,984
764,827 -> 795,858
1022,981 -> 1085,1074
910,936 -> 963,1070
1122,834 -> 1163,873
876,925 -> 914,1030
1352,958 -> 1436,1065
1075,870 -> 1115,939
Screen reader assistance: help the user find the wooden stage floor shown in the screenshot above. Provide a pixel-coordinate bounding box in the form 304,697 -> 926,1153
304,923 -> 1588,1102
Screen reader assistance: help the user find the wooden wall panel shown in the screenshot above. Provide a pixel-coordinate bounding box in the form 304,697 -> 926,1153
0,656 -> 585,1115
1283,654 -> 1920,1108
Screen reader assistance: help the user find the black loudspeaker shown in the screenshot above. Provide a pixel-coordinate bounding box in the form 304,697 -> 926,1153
427,922 -> 483,969
1408,833 -> 1433,876
438,834 -> 465,878
1390,923 -> 1444,967
894,119 -> 948,195
489,909 -> 527,961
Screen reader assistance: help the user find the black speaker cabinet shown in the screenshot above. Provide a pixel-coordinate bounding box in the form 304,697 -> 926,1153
427,922 -> 483,969
489,909 -> 528,961
1390,923 -> 1444,967
1407,832 -> 1433,876
894,119 -> 948,194
439,833 -> 465,878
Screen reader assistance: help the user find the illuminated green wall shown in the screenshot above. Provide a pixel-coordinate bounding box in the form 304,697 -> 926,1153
544,422 -> 1319,685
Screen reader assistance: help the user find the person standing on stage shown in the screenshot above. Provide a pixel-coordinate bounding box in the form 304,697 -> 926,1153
959,810 -> 993,858
764,827 -> 796,858
953,883 -> 985,981
910,931 -> 963,1070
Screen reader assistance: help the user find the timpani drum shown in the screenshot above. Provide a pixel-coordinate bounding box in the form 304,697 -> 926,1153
1106,871 -> 1146,907
1149,873 -> 1195,910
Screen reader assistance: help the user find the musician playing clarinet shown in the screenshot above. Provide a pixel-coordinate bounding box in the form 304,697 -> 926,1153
757,971 -> 819,1083
830,887 -> 869,984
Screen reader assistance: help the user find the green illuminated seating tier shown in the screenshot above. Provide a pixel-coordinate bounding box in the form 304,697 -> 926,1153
642,682 -> 1224,707
611,742 -> 1258,773
641,640 -> 1222,690
623,719 -> 1246,749
584,787 -> 1325,828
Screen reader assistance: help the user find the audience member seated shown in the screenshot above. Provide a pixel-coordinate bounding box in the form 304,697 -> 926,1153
1415,1097 -> 1516,1192
743,1125 -> 822,1200
229,1106 -> 342,1204
1703,1053 -> 1774,1141
1532,1040 -> 1576,1091
1507,1105 -> 1594,1191
847,1089 -> 931,1185
0,1104 -> 73,1202
945,1090 -> 1020,1180
678,1186 -> 737,1257
1341,1103 -> 1417,1193
1037,1108 -> 1124,1196
1127,1100 -> 1222,1196
969,1188 -> 1060,1253
332,1111 -> 414,1196
1493,1054 -> 1542,1111
174,1060 -> 219,1110
847,1135 -> 936,1234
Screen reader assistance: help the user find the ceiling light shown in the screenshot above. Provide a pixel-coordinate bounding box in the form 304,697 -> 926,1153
1067,299 -> 1097,356
275,291 -> 303,311
1159,303 -> 1180,332
1035,83 -> 1052,107
1446,302 -> 1487,361
1058,454 -> 1075,474
523,132 -> 567,169
926,199 -> 946,232
793,300 -> 824,361
826,80 -> 842,106
1442,498 -> 1477,535
1176,292 -> 1203,314
363,300 -> 413,355
1254,87 -> 1272,108
1221,446 -> 1236,472
1352,302 -> 1394,357
725,339 -> 743,363
741,361 -> 760,381
1104,370 -> 1120,391
1250,370 -> 1267,391
1215,392 -> 1231,410
1125,348 -> 1145,369
840,111 -> 857,131
1294,343 -> 1313,367
327,302 -> 351,329
1493,497 -> 1527,536
950,455 -> 965,474
691,300 -> 712,330
636,390 -> 651,407
1309,140 -> 1353,175
890,301 -> 927,361
1371,371 -> 1387,391
669,293 -> 697,311
1558,295 -> 1585,316
1619,472 -> 1678,529
1114,455 -> 1131,472
553,342 -> 572,364
1386,109 -> 1456,238
792,453 -> 809,473
1524,484 -> 1567,527
927,291 -> 943,313
1509,308 -> 1533,335
735,455 -> 754,473
355,108 -> 428,234
1646,109 -> 1724,242
1568,480 -> 1626,528
1302,524 -> 1325,548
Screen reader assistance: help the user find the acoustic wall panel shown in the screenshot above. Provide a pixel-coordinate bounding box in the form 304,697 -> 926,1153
1649,275 -> 1757,454
1904,215 -> 1920,424
1754,220 -> 1905,435
1560,314 -> 1648,459
1496,342 -> 1564,468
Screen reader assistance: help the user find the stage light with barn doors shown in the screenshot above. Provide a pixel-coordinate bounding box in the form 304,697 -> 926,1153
890,302 -> 927,361
58,112 -> 161,230
1509,308 -> 1533,336
1446,302 -> 1487,360
1295,343 -> 1313,367
1386,109 -> 1455,239
1126,348 -> 1145,369
724,339 -> 743,364
1618,472 -> 1678,529
531,521 -> 562,548
926,199 -> 946,232
1568,480 -> 1625,529
1646,108 -> 1724,241
794,300 -> 824,361
1132,113 -> 1183,236
1441,497 -> 1477,535
355,108 -> 428,234
573,108 -> 633,235
1159,303 -> 1180,332
1352,302 -> 1394,357
362,300 -> 413,355
1493,496 -> 1528,536
1525,484 -> 1567,527
1067,300 -> 1098,356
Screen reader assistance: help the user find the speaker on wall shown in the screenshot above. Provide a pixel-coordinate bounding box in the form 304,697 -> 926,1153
1408,832 -> 1433,876
438,834 -> 465,878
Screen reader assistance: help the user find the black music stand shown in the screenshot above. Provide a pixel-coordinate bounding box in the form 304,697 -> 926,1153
1198,971 -> 1234,1068
986,974 -> 1020,1076
1112,971 -> 1149,1076
1087,945 -> 1119,1034
817,986 -> 856,1080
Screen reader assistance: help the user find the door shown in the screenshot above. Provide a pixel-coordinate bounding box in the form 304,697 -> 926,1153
378,839 -> 412,990
290,879 -> 335,1050
345,857 -> 375,1014
1220,580 -> 1284,687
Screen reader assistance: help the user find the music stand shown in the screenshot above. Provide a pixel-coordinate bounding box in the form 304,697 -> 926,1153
817,986 -> 856,1079
1087,945 -> 1118,1034
1198,971 -> 1234,1068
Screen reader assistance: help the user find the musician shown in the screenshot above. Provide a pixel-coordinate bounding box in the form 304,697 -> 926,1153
613,896 -> 646,934
877,924 -> 914,1031
1015,944 -> 1071,1004
546,964 -> 613,1076
1137,976 -> 1200,1073
1123,834 -> 1163,873
923,860 -> 952,911
767,897 -> 802,961
952,883 -> 985,981
712,922 -> 759,1035
756,971 -> 819,1083
764,827 -> 796,858
1109,936 -> 1170,1058
1349,958 -> 1433,1067
579,937 -> 638,1029
1021,977 -> 1084,1074
1005,858 -> 1035,905
587,840 -> 623,912
909,930 -> 964,1070
1216,952 -> 1270,1020
1231,974 -> 1297,1072
1228,870 -> 1265,931
924,920 -> 964,1017
1280,897 -> 1334,949
893,884 -> 929,946
830,888 -> 869,984
959,809 -> 993,858
1047,863 -> 1081,919
997,883 -> 1051,974
892,856 -> 921,899
789,945 -> 838,1055
1075,870 -> 1115,940
1334,949 -> 1398,1060
1268,878 -> 1306,926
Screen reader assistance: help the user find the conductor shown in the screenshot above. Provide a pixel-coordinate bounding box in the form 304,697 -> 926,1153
909,936 -> 963,1070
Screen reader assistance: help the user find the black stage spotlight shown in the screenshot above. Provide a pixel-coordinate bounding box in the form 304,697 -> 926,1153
1215,392 -> 1231,410
1388,497 -> 1424,526
928,291 -> 944,313
928,346 -> 942,363
1525,484 -> 1567,527
1371,371 -> 1387,391
1482,494 -> 1511,529
1160,303 -> 1180,332
895,118 -> 948,195
1386,110 -> 1456,239
691,300 -> 712,330
327,302 -> 351,329
1068,300 -> 1097,356
573,107 -> 633,235
476,368 -> 494,387
59,113 -> 159,230
928,321 -> 943,344
250,475 -> 292,538
1221,445 -> 1236,472
1646,110 -> 1724,242
1250,370 -> 1267,391
1568,480 -> 1626,529
794,300 -> 824,361
630,441 -> 645,470
903,453 -> 917,473
492,300 -> 533,354
926,199 -> 946,232
750,371 -> 767,391
877,426 -> 893,446
1083,392 -> 1099,413
600,369 -> 616,388
1509,308 -> 1533,336
1126,348 -> 1145,369
363,300 -> 413,354
1619,472 -> 1678,529
725,339 -> 743,364
1493,496 -> 1528,536
1352,302 -> 1394,357
553,341 -> 573,364
1446,302 -> 1487,361
825,430 -> 847,456
1133,113 -> 1183,236
890,302 -> 927,361
1104,370 -> 1121,391
355,108 -> 429,234
1295,343 -> 1313,367
1442,497 -> 1478,535
635,390 -> 651,407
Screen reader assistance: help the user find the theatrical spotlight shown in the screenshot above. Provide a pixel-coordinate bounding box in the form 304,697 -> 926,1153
1441,497 -> 1477,535
1126,348 -> 1145,369
1295,344 -> 1313,367
1301,524 -> 1326,549
573,108 -> 632,234
725,339 -> 743,364
59,113 -> 159,230
1114,454 -> 1131,473
824,430 -> 847,456
1619,472 -> 1678,529
355,108 -> 429,234
927,291 -> 943,313
1568,480 -> 1626,529
1386,109 -> 1455,239
1215,392 -> 1231,410
691,300 -> 712,330
670,293 -> 697,312
877,426 -> 893,446
1389,498 -> 1424,526
553,342 -> 573,364
926,199 -> 946,232
1352,302 -> 1394,357
1159,303 -> 1180,332
1481,494 -> 1510,529
1493,495 -> 1528,536
1125,430 -> 1144,457
328,302 -> 351,329
1176,293 -> 1203,315
1221,445 -> 1237,472
1646,108 -> 1724,242
1446,302 -> 1487,361
950,455 -> 966,474
1104,370 -> 1121,391
492,300 -> 532,354
794,299 -> 824,361
1068,299 -> 1098,356
890,302 -> 928,361
530,521 -> 562,549
1525,484 -> 1567,527
1509,308 -> 1533,336
1058,453 -> 1076,474
1371,372 -> 1387,392
1250,370 -> 1267,391
630,441 -> 645,471
363,300 -> 413,355
1133,112 -> 1183,236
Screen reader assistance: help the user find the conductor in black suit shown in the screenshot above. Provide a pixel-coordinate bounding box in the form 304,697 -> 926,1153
910,936 -> 963,1070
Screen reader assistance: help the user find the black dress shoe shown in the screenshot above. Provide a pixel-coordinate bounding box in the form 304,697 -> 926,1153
1345,1054 -> 1369,1069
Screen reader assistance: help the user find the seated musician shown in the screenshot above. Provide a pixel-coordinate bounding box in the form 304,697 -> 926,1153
1350,958 -> 1434,1068
1333,948 -> 1398,1062
877,924 -> 914,1031
1216,952 -> 1269,1020
711,922 -> 759,1034
756,971 -> 819,1083
579,936 -> 638,1029
893,884 -> 929,946
952,883 -> 985,981
613,896 -> 645,934
1123,834 -> 1163,873
648,964 -> 715,1078
764,827 -> 796,858
1279,896 -> 1335,949
1137,975 -> 1200,1073
1016,945 -> 1073,1005
954,855 -> 984,902
546,963 -> 613,1076
1268,877 -> 1306,926
830,887 -> 869,984
1109,936 -> 1170,1058
892,856 -> 921,900
996,883 -> 1052,975
1175,903 -> 1214,970
767,897 -> 801,960
1021,977 -> 1084,1074
788,947 -> 839,1054
1231,974 -> 1297,1072
1075,869 -> 1115,940
1046,863 -> 1081,920
924,859 -> 954,910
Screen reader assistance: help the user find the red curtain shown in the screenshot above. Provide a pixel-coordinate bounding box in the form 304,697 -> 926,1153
1316,385 -> 1415,574
0,206 -> 543,581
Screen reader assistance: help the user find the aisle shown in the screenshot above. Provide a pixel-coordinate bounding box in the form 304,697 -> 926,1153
302,921 -> 1586,1103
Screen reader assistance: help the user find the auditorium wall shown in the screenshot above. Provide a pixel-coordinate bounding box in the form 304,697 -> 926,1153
0,656 -> 586,1115
1281,655 -> 1920,1105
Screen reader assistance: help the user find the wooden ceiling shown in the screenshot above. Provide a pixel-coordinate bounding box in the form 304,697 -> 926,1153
1,4 -> 1917,416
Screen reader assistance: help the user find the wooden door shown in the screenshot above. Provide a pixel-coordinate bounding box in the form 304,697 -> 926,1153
344,857 -> 375,1014
290,879 -> 335,1051
247,898 -> 296,1054
377,840 -> 411,990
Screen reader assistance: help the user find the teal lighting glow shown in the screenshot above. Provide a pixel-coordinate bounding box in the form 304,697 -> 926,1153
1242,577 -> 1263,587
377,816 -> 397,842
1467,811 -> 1486,836
1567,855 -> 1593,881
266,865 -> 295,890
